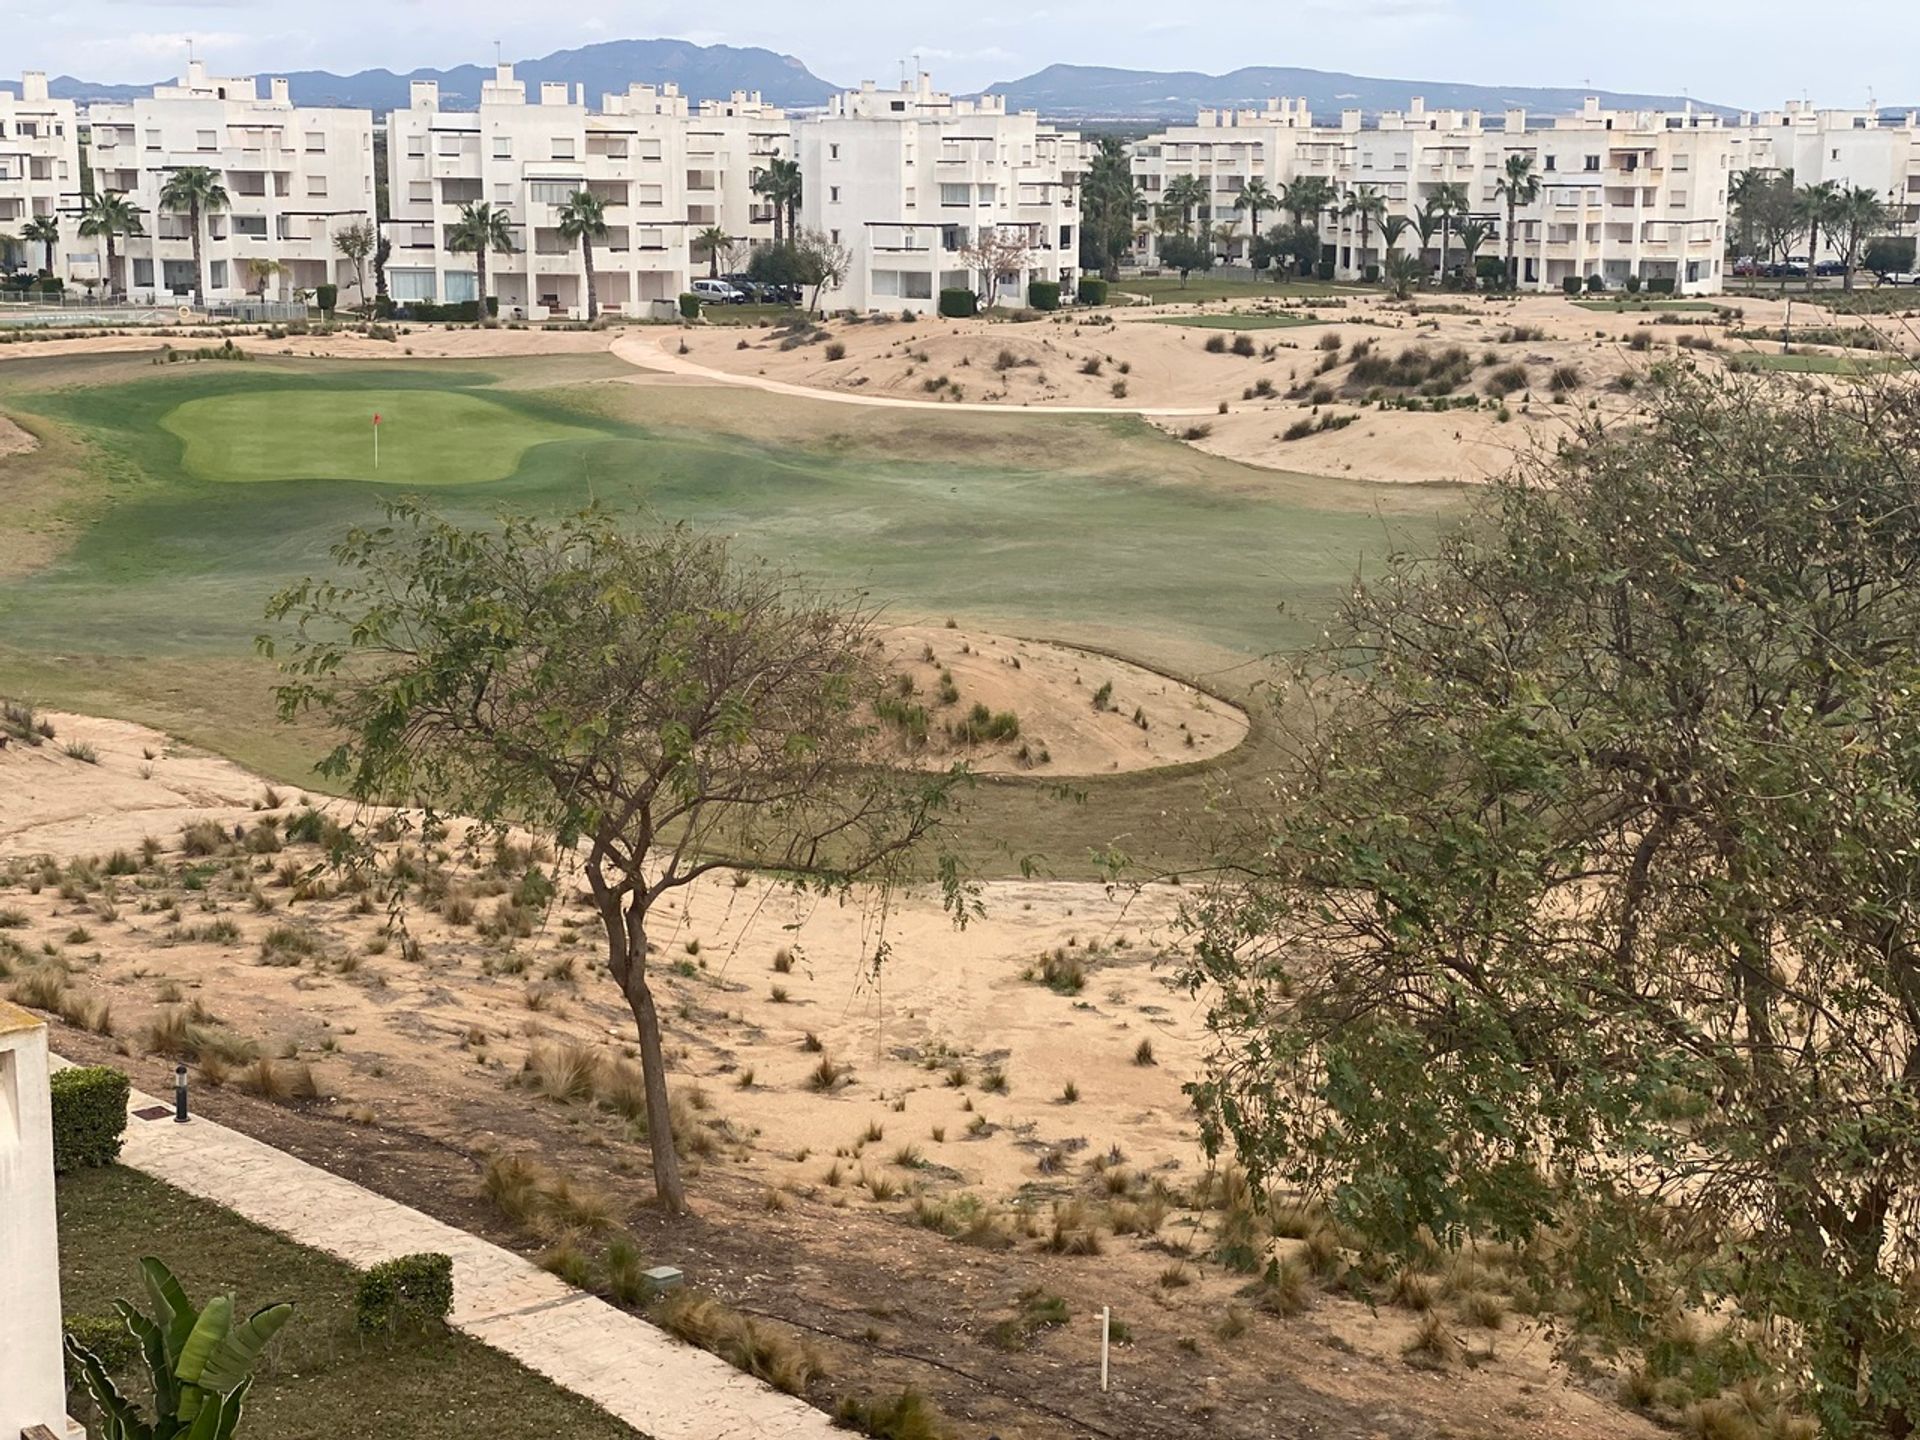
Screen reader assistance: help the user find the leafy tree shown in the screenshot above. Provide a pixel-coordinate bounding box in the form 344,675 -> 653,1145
157,166 -> 229,306
792,227 -> 851,313
746,240 -> 803,301
1494,154 -> 1540,286
1865,235 -> 1916,277
1261,222 -> 1320,281
332,218 -> 377,313
265,505 -> 962,1213
751,158 -> 802,242
78,191 -> 144,299
1156,232 -> 1211,286
22,213 -> 60,274
1183,374 -> 1920,1438
556,189 -> 609,320
1743,169 -> 1801,266
446,200 -> 514,316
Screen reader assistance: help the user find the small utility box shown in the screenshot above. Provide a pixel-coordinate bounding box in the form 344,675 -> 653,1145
643,1265 -> 685,1295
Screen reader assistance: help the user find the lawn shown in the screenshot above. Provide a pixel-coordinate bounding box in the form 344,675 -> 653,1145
58,1164 -> 641,1440
1140,313 -> 1324,330
163,387 -> 593,484
1114,276 -> 1368,304
1727,351 -> 1912,375
1572,300 -> 1721,313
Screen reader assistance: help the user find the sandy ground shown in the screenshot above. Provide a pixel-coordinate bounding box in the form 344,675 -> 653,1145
0,324 -> 617,366
5,708 -> 1665,1440
0,411 -> 35,457
877,624 -> 1246,775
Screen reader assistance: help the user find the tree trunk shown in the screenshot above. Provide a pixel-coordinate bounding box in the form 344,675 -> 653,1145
616,904 -> 688,1214
477,247 -> 489,320
581,234 -> 598,321
107,235 -> 119,301
1505,200 -> 1517,287
190,202 -> 205,307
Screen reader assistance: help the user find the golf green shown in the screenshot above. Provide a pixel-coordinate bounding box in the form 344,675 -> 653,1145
1142,313 -> 1321,330
162,388 -> 592,483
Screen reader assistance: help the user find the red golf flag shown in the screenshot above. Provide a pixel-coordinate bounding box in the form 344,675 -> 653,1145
373,413 -> 381,426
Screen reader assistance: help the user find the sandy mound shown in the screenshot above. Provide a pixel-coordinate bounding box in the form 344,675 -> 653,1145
0,325 -> 618,367
877,625 -> 1246,775
0,412 -> 37,457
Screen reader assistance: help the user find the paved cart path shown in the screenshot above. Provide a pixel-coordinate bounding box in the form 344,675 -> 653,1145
81,1064 -> 838,1440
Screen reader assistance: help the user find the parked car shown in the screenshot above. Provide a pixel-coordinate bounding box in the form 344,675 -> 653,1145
1877,271 -> 1920,286
691,278 -> 748,304
1813,260 -> 1846,278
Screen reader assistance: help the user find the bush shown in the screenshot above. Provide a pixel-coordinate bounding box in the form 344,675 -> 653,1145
938,288 -> 977,319
1585,274 -> 1606,294
1865,237 -> 1916,276
1475,257 -> 1507,287
354,1252 -> 454,1334
1027,280 -> 1061,311
823,341 -> 847,361
64,1315 -> 141,1393
50,1065 -> 130,1172
1076,277 -> 1108,305
1648,277 -> 1676,295
678,292 -> 702,320
316,283 -> 338,314
1364,264 -> 1380,283
1563,276 -> 1583,296
1314,261 -> 1335,282
1624,274 -> 1642,295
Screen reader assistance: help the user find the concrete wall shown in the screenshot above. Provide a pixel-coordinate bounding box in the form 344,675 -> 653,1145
0,1002 -> 75,1439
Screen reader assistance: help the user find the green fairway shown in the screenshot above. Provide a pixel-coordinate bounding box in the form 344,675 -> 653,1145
1572,300 -> 1721,313
163,387 -> 591,484
1727,351 -> 1911,375
1140,313 -> 1323,330
0,354 -> 1459,873
1114,276 -> 1367,304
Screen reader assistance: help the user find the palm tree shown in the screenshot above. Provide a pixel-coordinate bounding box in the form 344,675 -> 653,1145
156,166 -> 229,306
1341,186 -> 1387,277
751,159 -> 802,243
1382,250 -> 1423,300
1793,180 -> 1843,291
1412,203 -> 1442,279
447,200 -> 514,318
1232,178 -> 1278,257
1082,137 -> 1142,279
1494,155 -> 1540,288
1380,213 -> 1412,260
245,256 -> 283,300
1161,175 -> 1209,238
1281,176 -> 1335,230
21,214 -> 60,276
1728,167 -> 1768,258
1428,182 -> 1470,280
1830,186 -> 1890,292
1455,220 -> 1493,285
556,190 -> 609,320
694,225 -> 731,280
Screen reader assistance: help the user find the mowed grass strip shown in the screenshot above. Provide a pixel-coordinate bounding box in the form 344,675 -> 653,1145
161,387 -> 592,484
1571,299 -> 1721,313
58,1164 -> 641,1440
1139,313 -> 1323,330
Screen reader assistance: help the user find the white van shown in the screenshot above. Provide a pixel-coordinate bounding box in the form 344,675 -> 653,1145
691,279 -> 747,305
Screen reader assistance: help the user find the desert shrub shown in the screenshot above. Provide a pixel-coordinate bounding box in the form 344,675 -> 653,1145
653,1290 -> 826,1395
834,1387 -> 950,1440
1484,364 -> 1529,398
50,1065 -> 129,1171
823,341 -> 847,361
354,1252 -> 454,1334
1231,334 -> 1256,357
1549,364 -> 1583,393
938,289 -> 976,319
180,819 -> 230,856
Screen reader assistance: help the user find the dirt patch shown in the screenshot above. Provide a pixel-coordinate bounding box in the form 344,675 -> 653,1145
5,711 -> 1663,1440
0,411 -> 37,457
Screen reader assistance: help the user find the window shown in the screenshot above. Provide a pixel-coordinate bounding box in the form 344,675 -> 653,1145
636,184 -> 663,205
389,268 -> 436,301
437,134 -> 463,156
636,140 -> 662,161
551,138 -> 575,160
306,176 -> 328,197
409,180 -> 432,202
304,131 -> 325,153
1544,154 -> 1556,172
1584,155 -> 1601,172
904,186 -> 916,207
829,185 -> 840,203
494,137 -> 512,158
444,270 -> 478,302
209,260 -> 228,289
145,129 -> 162,151
977,184 -> 995,204
830,228 -> 840,244
940,183 -> 969,206
232,214 -> 267,237
407,134 -> 426,157
133,258 -> 154,286
829,143 -> 840,160
197,130 -> 217,151
530,181 -> 577,204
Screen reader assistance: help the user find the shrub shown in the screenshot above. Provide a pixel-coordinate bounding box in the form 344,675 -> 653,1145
1204,334 -> 1227,354
1484,364 -> 1529,398
1549,364 -> 1583,394
1027,280 -> 1061,311
316,283 -> 339,314
1585,274 -> 1606,294
1563,276 -> 1583,296
1231,334 -> 1256,357
50,1065 -> 130,1172
823,341 -> 847,361
1076,277 -> 1108,306
1648,277 -> 1676,295
64,1314 -> 141,1392
834,1386 -> 949,1440
354,1252 -> 454,1334
678,292 -> 701,320
938,288 -> 977,319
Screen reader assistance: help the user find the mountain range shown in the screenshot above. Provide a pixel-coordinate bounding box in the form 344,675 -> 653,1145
29,38 -> 1739,121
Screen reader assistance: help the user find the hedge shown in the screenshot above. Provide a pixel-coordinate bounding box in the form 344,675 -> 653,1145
64,1315 -> 141,1391
1076,277 -> 1108,305
678,292 -> 701,320
1648,277 -> 1676,295
1563,276 -> 1583,296
316,283 -> 338,314
354,1252 -> 454,1334
50,1065 -> 129,1172
1585,274 -> 1606,293
938,288 -> 977,319
1314,262 -> 1335,281
1027,280 -> 1061,311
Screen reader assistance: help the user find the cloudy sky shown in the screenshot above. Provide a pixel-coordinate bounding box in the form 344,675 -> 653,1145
1,0 -> 1907,108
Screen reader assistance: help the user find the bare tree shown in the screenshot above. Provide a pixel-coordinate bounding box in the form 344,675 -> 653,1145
792,228 -> 850,314
264,505 -> 966,1213
959,226 -> 1033,309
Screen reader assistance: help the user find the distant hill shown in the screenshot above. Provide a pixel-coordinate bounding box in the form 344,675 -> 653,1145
987,63 -> 1735,122
41,37 -> 839,112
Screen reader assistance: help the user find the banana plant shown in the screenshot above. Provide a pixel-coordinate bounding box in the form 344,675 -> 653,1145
66,1256 -> 293,1440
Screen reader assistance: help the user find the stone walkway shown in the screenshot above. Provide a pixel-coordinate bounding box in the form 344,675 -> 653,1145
100,1071 -> 839,1440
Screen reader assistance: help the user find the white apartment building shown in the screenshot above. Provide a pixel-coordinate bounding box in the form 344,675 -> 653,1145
1733,101 -> 1920,255
386,66 -> 788,317
1133,96 -> 1734,294
0,72 -> 88,282
86,61 -> 374,303
794,74 -> 1084,313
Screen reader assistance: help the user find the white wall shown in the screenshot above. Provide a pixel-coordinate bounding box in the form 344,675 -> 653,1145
0,1004 -> 77,1440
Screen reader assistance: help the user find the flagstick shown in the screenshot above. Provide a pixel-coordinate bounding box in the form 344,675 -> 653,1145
374,421 -> 379,471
